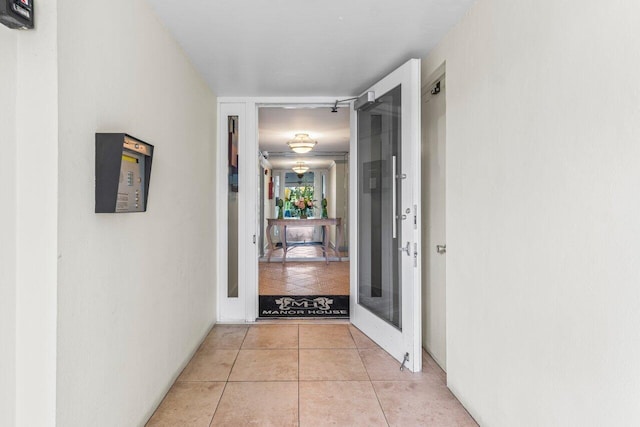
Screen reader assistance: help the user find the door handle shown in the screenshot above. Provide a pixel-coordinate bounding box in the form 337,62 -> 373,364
436,244 -> 446,254
392,156 -> 397,239
400,241 -> 411,256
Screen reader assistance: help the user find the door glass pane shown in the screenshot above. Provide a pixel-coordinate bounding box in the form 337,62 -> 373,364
228,116 -> 239,298
357,85 -> 402,328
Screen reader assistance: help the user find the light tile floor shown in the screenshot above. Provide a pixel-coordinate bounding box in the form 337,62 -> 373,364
260,261 -> 350,296
146,323 -> 478,427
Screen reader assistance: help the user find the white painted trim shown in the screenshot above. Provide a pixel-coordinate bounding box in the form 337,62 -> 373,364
421,66 -> 447,373
219,96 -> 352,105
408,59 -> 423,372
349,98 -> 358,329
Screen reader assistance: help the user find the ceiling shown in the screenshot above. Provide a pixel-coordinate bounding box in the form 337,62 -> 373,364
258,107 -> 350,170
146,0 -> 476,171
146,0 -> 476,97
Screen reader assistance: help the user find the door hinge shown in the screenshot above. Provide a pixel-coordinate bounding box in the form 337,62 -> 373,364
413,204 -> 417,229
253,235 -> 256,244
413,243 -> 418,267
399,241 -> 411,256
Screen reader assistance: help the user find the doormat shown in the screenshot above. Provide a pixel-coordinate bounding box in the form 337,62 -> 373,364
259,295 -> 349,318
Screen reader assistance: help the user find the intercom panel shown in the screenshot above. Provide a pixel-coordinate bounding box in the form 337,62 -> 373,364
95,133 -> 154,213
0,0 -> 34,29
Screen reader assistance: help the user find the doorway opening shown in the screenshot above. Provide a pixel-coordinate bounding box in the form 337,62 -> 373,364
256,106 -> 351,318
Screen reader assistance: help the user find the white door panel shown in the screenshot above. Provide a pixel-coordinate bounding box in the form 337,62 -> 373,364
350,59 -> 422,372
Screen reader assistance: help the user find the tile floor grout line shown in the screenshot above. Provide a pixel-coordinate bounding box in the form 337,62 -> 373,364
226,327 -> 249,379
370,380 -> 392,427
207,325 -> 249,426
208,380 -> 228,427
352,327 -> 392,427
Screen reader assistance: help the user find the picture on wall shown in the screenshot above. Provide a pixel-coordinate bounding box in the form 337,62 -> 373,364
228,116 -> 239,192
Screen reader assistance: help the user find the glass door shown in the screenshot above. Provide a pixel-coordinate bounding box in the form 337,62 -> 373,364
350,59 -> 422,372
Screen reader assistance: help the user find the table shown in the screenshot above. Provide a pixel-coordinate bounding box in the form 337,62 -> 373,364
266,218 -> 343,264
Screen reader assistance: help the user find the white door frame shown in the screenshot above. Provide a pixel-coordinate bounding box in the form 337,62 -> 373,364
216,97 -> 352,322
421,67 -> 448,371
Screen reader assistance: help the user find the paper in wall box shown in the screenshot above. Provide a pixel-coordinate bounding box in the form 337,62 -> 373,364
95,133 -> 154,213
0,0 -> 34,29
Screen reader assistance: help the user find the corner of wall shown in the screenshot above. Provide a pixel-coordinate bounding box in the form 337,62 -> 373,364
13,0 -> 59,425
0,24 -> 18,427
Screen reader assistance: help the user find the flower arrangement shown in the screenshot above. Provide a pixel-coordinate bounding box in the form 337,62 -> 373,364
293,197 -> 315,219
285,186 -> 315,218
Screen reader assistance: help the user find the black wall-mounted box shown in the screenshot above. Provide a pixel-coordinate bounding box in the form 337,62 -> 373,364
0,0 -> 34,29
95,133 -> 154,213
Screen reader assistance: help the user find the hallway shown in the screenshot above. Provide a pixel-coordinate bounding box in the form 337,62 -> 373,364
146,323 -> 477,426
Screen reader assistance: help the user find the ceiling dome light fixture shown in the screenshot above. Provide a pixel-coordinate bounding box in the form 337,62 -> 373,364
292,161 -> 309,174
287,133 -> 317,154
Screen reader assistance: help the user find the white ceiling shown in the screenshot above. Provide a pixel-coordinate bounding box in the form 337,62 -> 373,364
146,0 -> 476,96
259,107 -> 350,170
146,0 -> 476,170
266,154 -> 345,171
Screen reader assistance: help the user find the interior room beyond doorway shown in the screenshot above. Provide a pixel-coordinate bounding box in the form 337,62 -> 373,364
257,106 -> 350,318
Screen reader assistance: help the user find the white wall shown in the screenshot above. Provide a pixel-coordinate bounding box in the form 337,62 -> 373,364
14,1 -> 60,424
423,0 -> 640,425
56,0 -> 217,425
0,25 -> 17,427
